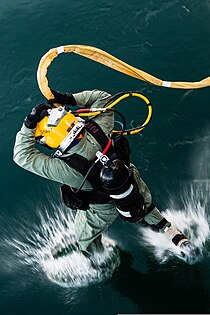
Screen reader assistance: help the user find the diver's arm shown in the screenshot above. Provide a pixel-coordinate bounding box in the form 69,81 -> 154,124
13,124 -> 90,188
73,90 -> 114,134
72,90 -> 111,109
50,89 -> 113,134
50,89 -> 111,109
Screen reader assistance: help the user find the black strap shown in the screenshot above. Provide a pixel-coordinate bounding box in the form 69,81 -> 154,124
85,119 -> 130,165
63,154 -> 103,189
59,119 -> 131,204
84,119 -> 116,157
85,119 -> 108,147
140,216 -> 170,232
146,202 -> 156,214
61,119 -> 118,190
172,233 -> 187,246
81,189 -> 110,204
60,184 -> 110,209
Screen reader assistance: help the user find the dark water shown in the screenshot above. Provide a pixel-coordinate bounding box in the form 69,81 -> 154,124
1,0 -> 210,314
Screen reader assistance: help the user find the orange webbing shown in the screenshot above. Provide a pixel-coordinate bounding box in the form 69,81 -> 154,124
37,45 -> 210,100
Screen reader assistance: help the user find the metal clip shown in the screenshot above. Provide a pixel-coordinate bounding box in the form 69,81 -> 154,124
96,151 -> 109,165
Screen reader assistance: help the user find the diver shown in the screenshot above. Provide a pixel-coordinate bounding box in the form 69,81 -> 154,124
13,89 -> 191,257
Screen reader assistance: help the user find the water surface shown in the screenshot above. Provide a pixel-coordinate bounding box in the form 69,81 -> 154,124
1,0 -> 210,314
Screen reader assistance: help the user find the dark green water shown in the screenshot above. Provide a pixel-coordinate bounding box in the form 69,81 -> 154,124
1,0 -> 210,314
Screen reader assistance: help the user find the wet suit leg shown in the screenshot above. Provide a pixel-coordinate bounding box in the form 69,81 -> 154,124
74,201 -> 119,255
74,164 -> 170,255
132,164 -> 192,248
130,164 -> 171,231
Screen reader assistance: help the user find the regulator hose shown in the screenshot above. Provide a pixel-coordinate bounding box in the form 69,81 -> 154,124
71,92 -> 152,136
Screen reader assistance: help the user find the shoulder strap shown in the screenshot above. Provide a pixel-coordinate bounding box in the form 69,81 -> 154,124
85,119 -> 109,147
61,119 -> 112,190
84,119 -> 116,157
84,119 -> 131,165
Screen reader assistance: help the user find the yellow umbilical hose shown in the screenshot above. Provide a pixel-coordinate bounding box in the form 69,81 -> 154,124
37,44 -> 210,103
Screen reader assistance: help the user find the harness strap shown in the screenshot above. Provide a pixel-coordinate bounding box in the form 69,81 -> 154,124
61,184 -> 110,208
62,119 -> 118,190
85,119 -> 131,165
84,119 -> 116,157
60,119 -> 131,205
63,153 -> 103,189
85,120 -> 108,146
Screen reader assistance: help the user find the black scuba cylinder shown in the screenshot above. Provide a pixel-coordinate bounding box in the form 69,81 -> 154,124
100,159 -> 147,223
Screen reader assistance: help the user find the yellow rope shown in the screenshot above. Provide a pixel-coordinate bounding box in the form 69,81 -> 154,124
37,44 -> 210,102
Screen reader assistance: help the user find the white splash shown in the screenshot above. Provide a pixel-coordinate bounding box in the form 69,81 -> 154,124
6,203 -> 120,288
139,183 -> 210,264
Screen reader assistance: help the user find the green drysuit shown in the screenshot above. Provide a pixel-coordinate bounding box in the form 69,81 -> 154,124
13,90 -> 166,254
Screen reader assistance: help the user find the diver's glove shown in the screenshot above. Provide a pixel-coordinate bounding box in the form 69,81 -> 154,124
24,103 -> 51,129
48,89 -> 76,106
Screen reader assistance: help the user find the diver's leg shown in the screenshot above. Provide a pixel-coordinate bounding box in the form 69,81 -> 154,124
74,202 -> 118,255
130,163 -> 169,228
130,164 -> 190,246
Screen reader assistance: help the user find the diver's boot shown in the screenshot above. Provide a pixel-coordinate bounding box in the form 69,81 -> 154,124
162,224 -> 200,262
168,226 -> 202,264
141,218 -> 200,263
140,218 -> 190,248
163,225 -> 190,248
